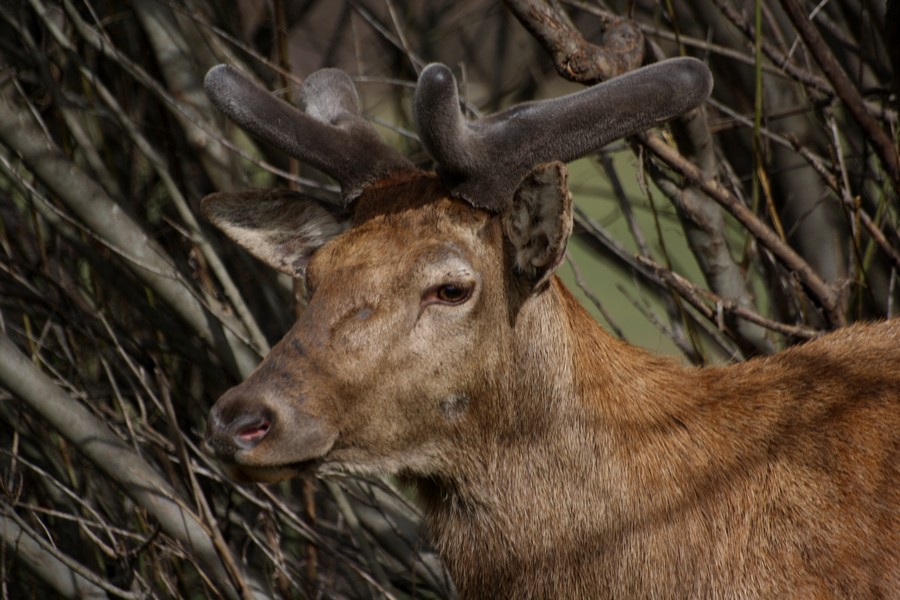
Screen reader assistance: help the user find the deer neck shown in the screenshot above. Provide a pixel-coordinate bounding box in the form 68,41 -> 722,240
414,278 -> 723,596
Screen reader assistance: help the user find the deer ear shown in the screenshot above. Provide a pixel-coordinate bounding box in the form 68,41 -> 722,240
202,189 -> 349,277
502,162 -> 573,289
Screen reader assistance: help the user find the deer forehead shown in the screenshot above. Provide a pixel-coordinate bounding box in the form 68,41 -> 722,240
307,196 -> 495,290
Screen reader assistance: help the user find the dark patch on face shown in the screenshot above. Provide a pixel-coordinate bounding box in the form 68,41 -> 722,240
440,394 -> 470,421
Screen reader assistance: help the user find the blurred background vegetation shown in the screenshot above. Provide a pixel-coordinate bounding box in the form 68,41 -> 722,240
0,0 -> 897,598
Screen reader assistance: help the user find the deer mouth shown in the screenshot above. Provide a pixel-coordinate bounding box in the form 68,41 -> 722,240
206,422 -> 337,484
204,425 -> 329,483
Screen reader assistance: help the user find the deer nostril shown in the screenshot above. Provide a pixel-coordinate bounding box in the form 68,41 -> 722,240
206,405 -> 274,458
228,413 -> 272,449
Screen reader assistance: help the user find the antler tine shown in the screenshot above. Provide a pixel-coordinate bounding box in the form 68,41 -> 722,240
414,57 -> 713,211
205,65 -> 414,205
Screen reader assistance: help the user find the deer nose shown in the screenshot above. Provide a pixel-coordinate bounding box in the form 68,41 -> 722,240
205,403 -> 273,459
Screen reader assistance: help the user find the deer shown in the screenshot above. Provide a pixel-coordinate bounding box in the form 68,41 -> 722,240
201,57 -> 900,599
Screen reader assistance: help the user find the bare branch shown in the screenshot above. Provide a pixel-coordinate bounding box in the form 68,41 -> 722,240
503,0 -> 644,82
635,255 -> 819,339
778,0 -> 900,192
639,131 -> 845,327
0,90 -> 260,378
0,332 -> 266,600
0,511 -> 110,599
652,105 -> 775,355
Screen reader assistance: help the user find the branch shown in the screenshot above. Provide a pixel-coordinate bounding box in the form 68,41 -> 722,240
652,101 -> 775,356
0,89 -> 260,379
639,132 -> 845,328
25,0 -> 271,359
635,256 -> 819,340
779,0 -> 900,192
0,333 -> 266,600
0,511 -> 110,599
503,0 -> 643,82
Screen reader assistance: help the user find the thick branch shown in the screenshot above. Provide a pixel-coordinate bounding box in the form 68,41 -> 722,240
503,0 -> 643,82
658,101 -> 775,356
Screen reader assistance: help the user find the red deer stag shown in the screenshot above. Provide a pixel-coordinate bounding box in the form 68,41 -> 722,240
202,59 -> 900,598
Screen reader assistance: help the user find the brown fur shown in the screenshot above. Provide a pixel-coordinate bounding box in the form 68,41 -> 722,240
420,282 -> 899,598
206,172 -> 900,599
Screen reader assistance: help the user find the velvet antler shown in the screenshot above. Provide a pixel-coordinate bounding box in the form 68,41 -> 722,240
204,65 -> 414,205
413,57 -> 713,211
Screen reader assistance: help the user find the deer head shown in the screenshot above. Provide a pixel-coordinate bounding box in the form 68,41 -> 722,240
202,58 -> 713,483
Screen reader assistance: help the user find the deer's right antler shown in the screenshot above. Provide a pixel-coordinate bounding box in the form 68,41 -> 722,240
413,57 -> 713,212
204,65 -> 414,205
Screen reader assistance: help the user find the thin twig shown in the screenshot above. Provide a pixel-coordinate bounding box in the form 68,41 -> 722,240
638,131 -> 844,327
778,0 -> 899,190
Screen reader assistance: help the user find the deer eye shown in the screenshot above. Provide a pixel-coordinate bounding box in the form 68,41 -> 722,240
423,283 -> 473,306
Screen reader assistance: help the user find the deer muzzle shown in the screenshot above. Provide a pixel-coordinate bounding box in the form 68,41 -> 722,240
204,381 -> 337,482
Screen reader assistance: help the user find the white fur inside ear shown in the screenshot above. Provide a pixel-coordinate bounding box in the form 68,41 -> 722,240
502,162 -> 573,287
202,189 -> 348,277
